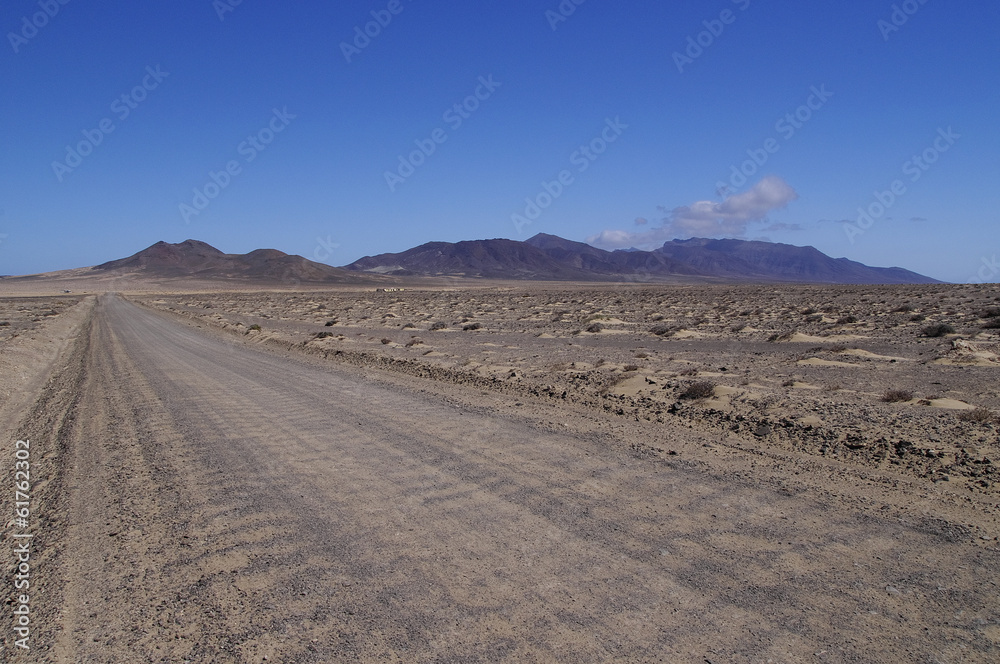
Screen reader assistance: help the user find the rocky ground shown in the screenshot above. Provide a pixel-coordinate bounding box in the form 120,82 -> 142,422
135,282 -> 1000,499
1,287 -> 998,662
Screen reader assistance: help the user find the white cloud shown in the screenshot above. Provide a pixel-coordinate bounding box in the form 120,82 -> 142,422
588,176 -> 799,250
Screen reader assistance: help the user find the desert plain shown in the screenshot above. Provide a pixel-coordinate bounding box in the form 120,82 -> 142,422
2,280 -> 999,662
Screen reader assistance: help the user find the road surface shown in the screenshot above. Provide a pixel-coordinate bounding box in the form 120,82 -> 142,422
17,294 -> 999,662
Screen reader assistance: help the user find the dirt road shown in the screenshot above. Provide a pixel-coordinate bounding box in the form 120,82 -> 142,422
13,294 -> 999,662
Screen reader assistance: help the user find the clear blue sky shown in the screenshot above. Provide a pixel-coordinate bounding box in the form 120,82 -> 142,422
1,0 -> 997,282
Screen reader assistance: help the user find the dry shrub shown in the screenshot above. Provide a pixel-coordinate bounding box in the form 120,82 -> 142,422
881,389 -> 914,403
650,323 -> 674,336
679,381 -> 715,400
921,323 -> 954,337
957,407 -> 996,424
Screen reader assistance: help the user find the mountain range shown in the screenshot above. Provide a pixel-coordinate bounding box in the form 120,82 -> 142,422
90,239 -> 372,284
1,235 -> 940,286
344,233 -> 939,284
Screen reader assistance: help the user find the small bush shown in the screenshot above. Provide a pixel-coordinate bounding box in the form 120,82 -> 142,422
909,313 -> 926,322
782,379 -> 796,387
405,339 -> 423,347
324,320 -> 337,326
380,338 -> 392,345
429,322 -> 447,331
463,322 -> 482,331
650,323 -> 674,336
921,323 -> 954,338
0,321 -> 9,327
314,331 -> 335,339
623,364 -> 640,372
586,323 -> 603,333
893,304 -> 914,313
402,322 -> 416,329
835,315 -> 857,325
957,407 -> 996,424
982,319 -> 1000,329
979,307 -> 1000,319
768,330 -> 796,342
881,389 -> 914,403
679,381 -> 715,400
248,324 -> 262,332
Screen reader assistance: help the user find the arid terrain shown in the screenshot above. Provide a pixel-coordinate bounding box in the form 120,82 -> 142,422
2,283 -> 999,662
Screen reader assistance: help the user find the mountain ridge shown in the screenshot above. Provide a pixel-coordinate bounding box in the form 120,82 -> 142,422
344,233 -> 940,284
89,239 -> 375,284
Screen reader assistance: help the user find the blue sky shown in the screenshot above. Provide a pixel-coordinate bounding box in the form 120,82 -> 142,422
1,0 -> 997,282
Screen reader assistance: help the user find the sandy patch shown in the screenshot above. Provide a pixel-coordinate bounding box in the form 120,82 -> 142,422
927,398 -> 975,410
785,333 -> 868,343
841,349 -> 908,361
797,358 -> 860,368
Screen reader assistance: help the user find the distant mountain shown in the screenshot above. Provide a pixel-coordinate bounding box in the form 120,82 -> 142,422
344,233 -> 940,284
92,239 -> 375,284
653,238 -> 939,284
344,238 -> 614,281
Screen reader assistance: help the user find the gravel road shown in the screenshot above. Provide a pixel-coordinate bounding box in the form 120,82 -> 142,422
15,294 -> 999,663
